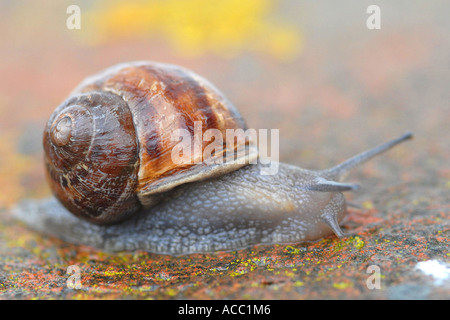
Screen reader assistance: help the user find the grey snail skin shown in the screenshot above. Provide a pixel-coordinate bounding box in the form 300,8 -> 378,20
13,61 -> 413,255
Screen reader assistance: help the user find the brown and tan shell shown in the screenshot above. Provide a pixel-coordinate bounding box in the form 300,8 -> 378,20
44,61 -> 257,224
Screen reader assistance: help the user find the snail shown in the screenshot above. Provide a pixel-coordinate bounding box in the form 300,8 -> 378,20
13,61 -> 413,255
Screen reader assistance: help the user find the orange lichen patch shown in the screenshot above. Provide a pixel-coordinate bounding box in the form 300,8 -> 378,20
310,85 -> 357,119
1,197 -> 449,300
350,30 -> 435,95
78,0 -> 302,60
345,207 -> 383,227
255,80 -> 358,119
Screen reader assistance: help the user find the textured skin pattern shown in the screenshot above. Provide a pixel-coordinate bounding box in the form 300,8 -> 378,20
14,162 -> 347,255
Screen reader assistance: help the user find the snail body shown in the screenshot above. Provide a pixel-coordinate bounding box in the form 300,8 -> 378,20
14,61 -> 412,255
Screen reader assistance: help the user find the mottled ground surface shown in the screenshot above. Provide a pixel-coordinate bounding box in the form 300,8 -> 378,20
0,1 -> 448,300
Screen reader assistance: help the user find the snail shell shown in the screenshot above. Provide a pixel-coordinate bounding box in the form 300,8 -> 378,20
44,62 -> 257,224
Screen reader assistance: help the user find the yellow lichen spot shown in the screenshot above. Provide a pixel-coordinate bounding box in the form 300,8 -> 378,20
333,281 -> 354,290
166,288 -> 178,296
78,0 -> 302,60
284,270 -> 295,277
362,201 -> 374,210
352,236 -> 365,250
0,133 -> 35,207
229,269 -> 247,277
104,269 -> 124,277
294,281 -> 304,287
284,245 -> 300,254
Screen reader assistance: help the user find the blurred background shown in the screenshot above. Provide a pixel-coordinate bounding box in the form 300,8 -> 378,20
0,0 -> 449,208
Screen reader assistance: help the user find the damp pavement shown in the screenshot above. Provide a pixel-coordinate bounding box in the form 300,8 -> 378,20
0,1 -> 448,300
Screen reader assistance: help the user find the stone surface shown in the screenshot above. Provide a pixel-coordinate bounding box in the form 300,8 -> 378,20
0,1 -> 448,300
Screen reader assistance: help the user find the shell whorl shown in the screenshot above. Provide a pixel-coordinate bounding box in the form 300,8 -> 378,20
44,92 -> 140,224
45,61 -> 256,224
72,61 -> 256,205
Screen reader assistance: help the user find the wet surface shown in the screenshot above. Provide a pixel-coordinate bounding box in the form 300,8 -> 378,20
0,1 -> 448,299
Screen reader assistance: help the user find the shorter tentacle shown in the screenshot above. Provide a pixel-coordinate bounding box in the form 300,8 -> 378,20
321,211 -> 346,238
